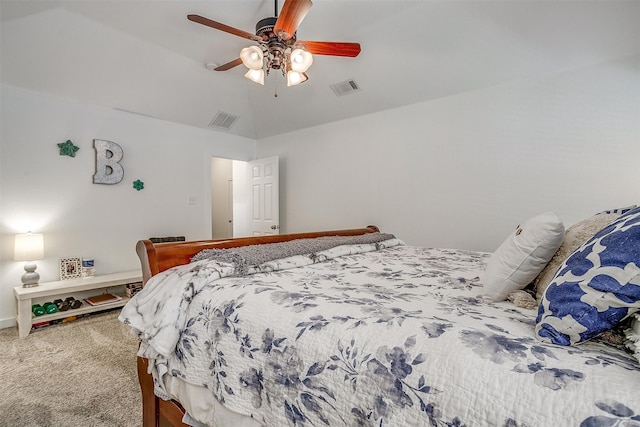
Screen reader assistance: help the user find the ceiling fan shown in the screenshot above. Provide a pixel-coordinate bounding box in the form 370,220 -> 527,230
188,0 -> 361,87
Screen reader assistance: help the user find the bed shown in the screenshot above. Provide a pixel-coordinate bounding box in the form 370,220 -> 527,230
120,217 -> 640,427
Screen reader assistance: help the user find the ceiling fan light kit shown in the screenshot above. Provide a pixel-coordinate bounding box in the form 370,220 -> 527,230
188,0 -> 360,88
240,46 -> 264,70
289,48 -> 313,73
245,68 -> 266,85
286,71 -> 308,87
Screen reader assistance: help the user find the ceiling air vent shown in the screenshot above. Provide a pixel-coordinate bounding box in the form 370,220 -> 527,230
209,111 -> 239,130
330,79 -> 360,96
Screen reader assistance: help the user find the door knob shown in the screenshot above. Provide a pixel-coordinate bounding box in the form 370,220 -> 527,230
270,225 -> 280,230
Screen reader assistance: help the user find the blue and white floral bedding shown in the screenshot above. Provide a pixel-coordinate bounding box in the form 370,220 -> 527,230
121,240 -> 640,427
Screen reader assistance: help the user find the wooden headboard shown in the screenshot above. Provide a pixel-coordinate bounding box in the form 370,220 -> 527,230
135,226 -> 380,285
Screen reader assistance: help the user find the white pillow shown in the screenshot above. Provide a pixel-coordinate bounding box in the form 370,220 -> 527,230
483,212 -> 564,302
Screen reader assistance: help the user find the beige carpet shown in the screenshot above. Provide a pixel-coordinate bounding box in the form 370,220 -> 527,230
0,309 -> 141,427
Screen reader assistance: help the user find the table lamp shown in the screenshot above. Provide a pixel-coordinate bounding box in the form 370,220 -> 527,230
14,232 -> 44,287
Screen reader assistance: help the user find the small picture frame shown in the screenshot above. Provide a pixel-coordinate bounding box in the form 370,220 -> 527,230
60,257 -> 82,280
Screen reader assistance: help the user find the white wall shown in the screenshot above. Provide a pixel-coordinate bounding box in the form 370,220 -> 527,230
258,55 -> 640,251
0,85 -> 256,327
2,55 -> 638,327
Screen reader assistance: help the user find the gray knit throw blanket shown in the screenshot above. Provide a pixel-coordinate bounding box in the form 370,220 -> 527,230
191,232 -> 395,276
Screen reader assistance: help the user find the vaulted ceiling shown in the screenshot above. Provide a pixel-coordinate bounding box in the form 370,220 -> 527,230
2,1 -> 639,140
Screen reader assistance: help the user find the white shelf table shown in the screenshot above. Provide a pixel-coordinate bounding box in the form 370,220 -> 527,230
13,270 -> 141,338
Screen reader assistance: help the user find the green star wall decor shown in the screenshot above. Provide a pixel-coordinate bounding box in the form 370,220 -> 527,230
58,139 -> 80,157
133,180 -> 145,191
57,139 -> 80,157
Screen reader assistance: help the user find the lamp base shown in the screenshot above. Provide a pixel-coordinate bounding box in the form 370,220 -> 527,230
21,261 -> 40,287
22,282 -> 39,288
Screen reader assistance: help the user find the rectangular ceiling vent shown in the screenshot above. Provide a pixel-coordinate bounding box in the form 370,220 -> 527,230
209,111 -> 239,130
330,79 -> 360,96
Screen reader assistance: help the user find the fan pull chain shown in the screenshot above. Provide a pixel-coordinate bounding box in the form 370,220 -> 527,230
274,78 -> 279,97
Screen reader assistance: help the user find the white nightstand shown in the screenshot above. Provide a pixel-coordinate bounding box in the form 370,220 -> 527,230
13,270 -> 142,338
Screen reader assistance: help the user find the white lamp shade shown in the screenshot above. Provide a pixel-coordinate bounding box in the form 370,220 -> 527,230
240,46 -> 264,70
244,68 -> 265,85
286,70 -> 308,87
290,49 -> 313,73
14,233 -> 44,261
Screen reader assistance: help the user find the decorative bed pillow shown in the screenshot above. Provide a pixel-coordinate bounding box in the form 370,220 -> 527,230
534,212 -> 621,301
536,206 -> 640,346
597,205 -> 637,215
624,312 -> 640,364
483,212 -> 564,302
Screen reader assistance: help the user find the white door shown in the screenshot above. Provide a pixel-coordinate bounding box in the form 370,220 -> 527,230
247,156 -> 279,236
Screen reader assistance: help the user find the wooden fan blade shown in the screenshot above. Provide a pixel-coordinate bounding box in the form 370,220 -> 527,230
214,58 -> 243,71
187,14 -> 261,41
295,41 -> 361,57
274,0 -> 313,41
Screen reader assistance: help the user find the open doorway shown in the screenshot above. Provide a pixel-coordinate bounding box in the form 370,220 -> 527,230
211,156 -> 279,239
211,157 -> 233,239
211,157 -> 249,239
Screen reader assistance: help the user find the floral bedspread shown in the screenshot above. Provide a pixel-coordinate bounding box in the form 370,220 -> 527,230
121,243 -> 640,427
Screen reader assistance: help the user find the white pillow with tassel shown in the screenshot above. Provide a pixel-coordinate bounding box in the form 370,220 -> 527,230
483,212 -> 564,302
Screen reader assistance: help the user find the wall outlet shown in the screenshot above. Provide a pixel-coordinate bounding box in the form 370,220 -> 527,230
187,195 -> 197,205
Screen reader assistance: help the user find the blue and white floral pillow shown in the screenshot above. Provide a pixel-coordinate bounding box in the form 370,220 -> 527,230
596,205 -> 637,215
536,206 -> 640,346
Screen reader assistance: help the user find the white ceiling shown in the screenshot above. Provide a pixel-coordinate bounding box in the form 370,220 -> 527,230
2,0 -> 639,140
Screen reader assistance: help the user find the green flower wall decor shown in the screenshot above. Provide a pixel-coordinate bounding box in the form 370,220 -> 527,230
133,180 -> 145,191
58,140 -> 80,157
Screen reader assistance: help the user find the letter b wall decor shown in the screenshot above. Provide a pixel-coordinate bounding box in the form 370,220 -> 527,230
93,139 -> 124,184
